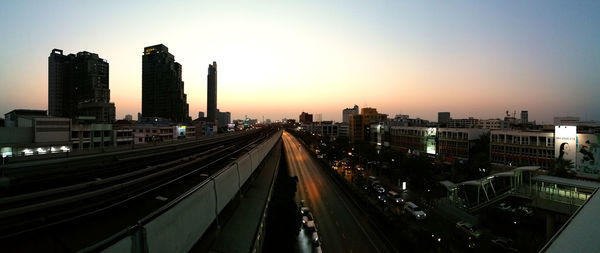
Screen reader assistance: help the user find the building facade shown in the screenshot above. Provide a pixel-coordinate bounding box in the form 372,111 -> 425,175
342,105 -> 359,124
1,110 -> 71,157
390,126 -> 433,155
438,112 -> 451,125
207,62 -> 217,124
48,49 -> 115,123
490,130 -> 555,169
478,119 -> 511,130
217,109 -> 231,128
299,112 -> 313,124
447,117 -> 480,128
142,44 -> 190,123
437,128 -> 488,163
349,107 -> 387,142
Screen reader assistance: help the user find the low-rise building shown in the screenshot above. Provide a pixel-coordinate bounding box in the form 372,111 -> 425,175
1,109 -> 71,157
390,126 -> 436,155
71,117 -> 113,150
437,128 -> 488,164
113,120 -> 134,147
447,117 -> 480,128
490,130 -> 555,169
478,118 -> 511,130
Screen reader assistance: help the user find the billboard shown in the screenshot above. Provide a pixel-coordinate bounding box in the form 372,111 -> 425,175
576,133 -> 600,178
555,126 -> 576,163
426,128 -> 437,155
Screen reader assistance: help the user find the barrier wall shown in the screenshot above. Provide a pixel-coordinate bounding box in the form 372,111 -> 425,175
83,131 -> 282,253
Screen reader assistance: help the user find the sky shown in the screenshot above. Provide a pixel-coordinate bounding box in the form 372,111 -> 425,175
0,0 -> 599,124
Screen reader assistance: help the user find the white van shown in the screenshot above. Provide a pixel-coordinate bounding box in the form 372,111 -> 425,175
404,201 -> 426,219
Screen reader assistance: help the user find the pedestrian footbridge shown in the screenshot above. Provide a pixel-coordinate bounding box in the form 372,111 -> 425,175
440,166 -> 600,215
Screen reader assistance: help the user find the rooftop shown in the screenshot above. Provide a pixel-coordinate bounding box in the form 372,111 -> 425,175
542,189 -> 600,252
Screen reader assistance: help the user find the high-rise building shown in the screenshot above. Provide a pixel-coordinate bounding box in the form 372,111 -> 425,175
349,107 -> 387,142
299,112 -> 313,124
48,49 -> 115,123
342,105 -> 359,123
438,112 -> 451,125
125,114 -> 133,121
207,61 -> 217,124
142,44 -> 190,123
198,111 -> 205,119
521,110 -> 528,125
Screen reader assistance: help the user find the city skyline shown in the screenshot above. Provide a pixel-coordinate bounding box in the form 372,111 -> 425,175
1,1 -> 599,123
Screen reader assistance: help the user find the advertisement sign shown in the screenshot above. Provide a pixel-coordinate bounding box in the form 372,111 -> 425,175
576,133 -> 600,177
555,126 -> 576,163
175,125 -> 186,138
426,128 -> 437,155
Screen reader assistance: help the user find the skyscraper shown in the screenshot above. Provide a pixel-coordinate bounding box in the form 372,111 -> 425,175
207,61 -> 217,125
142,44 -> 190,123
342,105 -> 359,123
48,49 -> 115,123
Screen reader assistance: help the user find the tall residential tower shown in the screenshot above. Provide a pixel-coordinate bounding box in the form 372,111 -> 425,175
48,49 -> 115,123
141,44 -> 190,123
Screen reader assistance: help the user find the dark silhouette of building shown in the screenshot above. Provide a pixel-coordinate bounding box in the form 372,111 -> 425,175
207,61 -> 217,125
299,112 -> 313,124
438,112 -> 450,126
48,49 -> 115,123
142,44 -> 190,123
217,109 -> 231,127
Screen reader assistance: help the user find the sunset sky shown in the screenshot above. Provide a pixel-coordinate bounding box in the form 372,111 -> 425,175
1,0 -> 599,123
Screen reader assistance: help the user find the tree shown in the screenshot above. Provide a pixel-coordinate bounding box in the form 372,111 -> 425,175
549,158 -> 576,178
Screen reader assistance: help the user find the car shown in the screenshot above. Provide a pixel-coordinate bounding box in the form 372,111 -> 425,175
404,202 -> 426,219
516,206 -> 533,216
373,185 -> 385,194
300,206 -> 310,215
497,202 -> 516,212
456,221 -> 482,239
491,237 -> 517,252
302,211 -> 314,227
386,190 -> 405,204
311,231 -> 321,246
305,220 -> 316,232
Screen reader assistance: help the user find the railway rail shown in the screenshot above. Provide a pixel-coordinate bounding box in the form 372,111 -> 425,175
0,127 -> 279,251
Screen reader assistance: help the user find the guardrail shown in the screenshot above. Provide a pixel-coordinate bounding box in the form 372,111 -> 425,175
80,131 -> 282,253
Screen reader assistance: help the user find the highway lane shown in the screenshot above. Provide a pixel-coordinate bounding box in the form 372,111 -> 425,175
282,132 -> 394,253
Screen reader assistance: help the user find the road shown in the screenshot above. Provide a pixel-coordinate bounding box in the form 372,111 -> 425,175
282,132 -> 394,253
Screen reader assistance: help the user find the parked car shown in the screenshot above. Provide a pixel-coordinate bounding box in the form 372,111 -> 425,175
516,206 -> 533,216
386,190 -> 405,204
311,231 -> 321,246
497,202 -> 516,212
491,237 -> 518,252
404,202 -> 427,219
456,221 -> 482,239
375,185 -> 386,194
305,220 -> 317,232
302,211 -> 314,227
